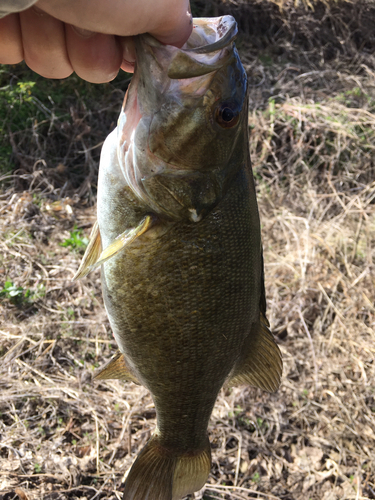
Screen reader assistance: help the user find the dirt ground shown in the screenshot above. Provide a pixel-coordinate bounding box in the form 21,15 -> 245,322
1,1 -> 375,499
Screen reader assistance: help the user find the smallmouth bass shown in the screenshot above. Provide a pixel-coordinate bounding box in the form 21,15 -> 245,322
75,16 -> 282,500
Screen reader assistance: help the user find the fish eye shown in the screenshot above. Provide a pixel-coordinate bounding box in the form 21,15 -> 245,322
215,101 -> 240,128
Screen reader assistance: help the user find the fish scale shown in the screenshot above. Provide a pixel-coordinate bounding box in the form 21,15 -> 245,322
74,15 -> 282,500
101,166 -> 266,455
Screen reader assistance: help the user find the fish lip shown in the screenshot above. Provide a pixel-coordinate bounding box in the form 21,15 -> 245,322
135,16 -> 238,80
185,16 -> 238,54
139,16 -> 238,53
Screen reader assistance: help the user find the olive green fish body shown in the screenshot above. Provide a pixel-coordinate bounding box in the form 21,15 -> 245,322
99,161 -> 261,451
76,16 -> 282,500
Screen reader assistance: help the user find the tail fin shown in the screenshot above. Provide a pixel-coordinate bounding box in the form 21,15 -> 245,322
123,434 -> 211,500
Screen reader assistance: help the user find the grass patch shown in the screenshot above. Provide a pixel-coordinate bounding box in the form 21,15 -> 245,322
0,280 -> 46,306
60,226 -> 89,252
0,63 -> 131,195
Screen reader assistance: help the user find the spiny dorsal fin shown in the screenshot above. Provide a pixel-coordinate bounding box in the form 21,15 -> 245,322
73,221 -> 102,280
94,351 -> 140,384
229,314 -> 282,393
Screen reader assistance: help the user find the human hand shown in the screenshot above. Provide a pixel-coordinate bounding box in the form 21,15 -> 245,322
0,0 -> 192,83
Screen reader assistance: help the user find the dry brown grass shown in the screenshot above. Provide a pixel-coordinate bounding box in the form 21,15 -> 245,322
1,1 -> 375,499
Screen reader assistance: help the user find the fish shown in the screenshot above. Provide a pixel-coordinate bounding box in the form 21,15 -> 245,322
74,15 -> 282,500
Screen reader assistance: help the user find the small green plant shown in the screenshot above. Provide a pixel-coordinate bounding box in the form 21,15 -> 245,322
0,281 -> 29,304
38,425 -> 46,436
251,472 -> 260,483
34,463 -> 42,473
237,416 -> 251,427
60,226 -> 89,251
67,307 -> 75,319
234,405 -> 243,416
0,281 -> 45,305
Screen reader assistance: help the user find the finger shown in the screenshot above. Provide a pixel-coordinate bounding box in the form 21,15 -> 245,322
19,7 -> 73,79
149,1 -> 192,47
65,25 -> 123,83
35,0 -> 192,45
119,37 -> 135,74
0,14 -> 24,64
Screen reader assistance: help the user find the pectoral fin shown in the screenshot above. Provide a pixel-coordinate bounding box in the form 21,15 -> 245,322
94,350 -> 140,384
229,313 -> 282,393
73,221 -> 102,280
73,215 -> 153,280
90,215 -> 153,271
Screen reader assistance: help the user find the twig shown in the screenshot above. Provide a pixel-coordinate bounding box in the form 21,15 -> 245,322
205,484 -> 281,500
298,308 -> 319,393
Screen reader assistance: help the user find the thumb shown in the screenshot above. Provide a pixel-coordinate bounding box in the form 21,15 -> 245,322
148,1 -> 192,47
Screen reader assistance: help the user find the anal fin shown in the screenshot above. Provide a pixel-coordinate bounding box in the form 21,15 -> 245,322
73,221 -> 102,280
94,350 -> 140,385
229,313 -> 282,393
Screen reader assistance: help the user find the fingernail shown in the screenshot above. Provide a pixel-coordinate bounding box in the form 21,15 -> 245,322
187,2 -> 192,23
121,59 -> 135,73
71,25 -> 96,38
122,38 -> 136,63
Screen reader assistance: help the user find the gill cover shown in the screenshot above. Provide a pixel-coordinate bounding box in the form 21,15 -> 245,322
117,15 -> 246,223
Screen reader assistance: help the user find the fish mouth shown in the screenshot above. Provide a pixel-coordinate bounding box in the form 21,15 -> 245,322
184,17 -> 238,54
135,15 -> 238,80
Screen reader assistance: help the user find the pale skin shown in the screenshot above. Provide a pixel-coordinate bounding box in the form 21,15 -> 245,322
0,0 -> 192,83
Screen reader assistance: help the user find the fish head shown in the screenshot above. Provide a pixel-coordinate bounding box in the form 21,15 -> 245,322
117,16 -> 248,222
